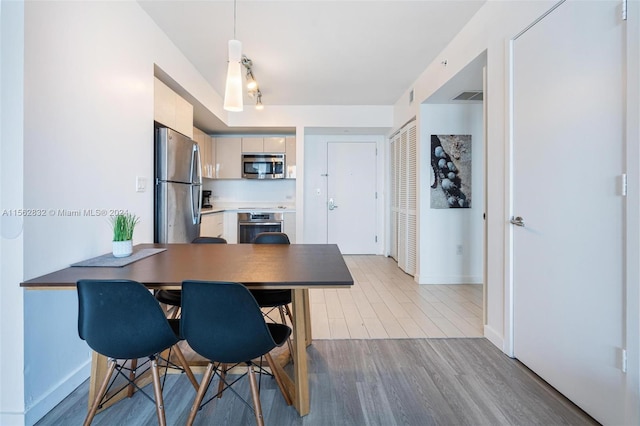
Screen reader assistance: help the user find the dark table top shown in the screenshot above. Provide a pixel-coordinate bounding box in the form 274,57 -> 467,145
20,243 -> 354,290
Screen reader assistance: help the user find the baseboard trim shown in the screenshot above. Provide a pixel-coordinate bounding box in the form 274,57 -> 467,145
0,412 -> 26,426
25,358 -> 91,426
417,275 -> 483,285
484,324 -> 505,354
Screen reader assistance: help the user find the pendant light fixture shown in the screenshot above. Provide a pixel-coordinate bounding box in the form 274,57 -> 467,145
223,0 -> 243,111
241,54 -> 264,110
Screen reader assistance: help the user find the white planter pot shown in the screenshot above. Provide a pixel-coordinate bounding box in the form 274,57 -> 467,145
112,240 -> 133,258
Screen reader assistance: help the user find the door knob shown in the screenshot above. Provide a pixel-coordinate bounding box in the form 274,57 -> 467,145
328,198 -> 339,211
510,216 -> 525,227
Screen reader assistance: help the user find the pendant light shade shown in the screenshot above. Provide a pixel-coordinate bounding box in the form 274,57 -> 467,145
223,39 -> 243,112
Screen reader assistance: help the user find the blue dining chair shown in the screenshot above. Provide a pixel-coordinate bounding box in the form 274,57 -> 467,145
252,232 -> 295,360
77,279 -> 199,426
181,280 -> 293,426
154,236 -> 227,317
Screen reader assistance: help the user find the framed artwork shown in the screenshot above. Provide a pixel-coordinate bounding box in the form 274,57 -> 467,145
430,134 -> 471,209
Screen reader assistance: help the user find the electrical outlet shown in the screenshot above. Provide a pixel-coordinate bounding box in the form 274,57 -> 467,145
456,245 -> 463,255
316,188 -> 321,195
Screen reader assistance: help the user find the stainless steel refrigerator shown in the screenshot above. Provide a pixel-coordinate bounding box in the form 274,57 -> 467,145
154,127 -> 202,243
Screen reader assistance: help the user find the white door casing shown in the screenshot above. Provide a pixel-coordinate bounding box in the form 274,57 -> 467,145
511,1 -> 625,424
327,142 -> 377,254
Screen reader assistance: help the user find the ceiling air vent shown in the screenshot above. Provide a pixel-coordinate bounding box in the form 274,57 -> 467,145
452,91 -> 483,101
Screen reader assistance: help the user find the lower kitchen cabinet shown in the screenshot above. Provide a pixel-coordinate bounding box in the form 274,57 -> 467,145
200,212 -> 224,239
284,212 -> 296,243
223,211 -> 238,243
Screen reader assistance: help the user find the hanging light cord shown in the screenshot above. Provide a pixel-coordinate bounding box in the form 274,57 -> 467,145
233,0 -> 237,39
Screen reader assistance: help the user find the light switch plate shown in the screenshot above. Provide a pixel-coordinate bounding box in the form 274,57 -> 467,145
136,176 -> 147,193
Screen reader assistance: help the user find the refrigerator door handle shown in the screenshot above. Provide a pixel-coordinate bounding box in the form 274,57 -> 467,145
194,143 -> 203,185
191,145 -> 202,225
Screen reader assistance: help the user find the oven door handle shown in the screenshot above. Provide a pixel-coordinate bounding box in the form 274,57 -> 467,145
239,222 -> 283,226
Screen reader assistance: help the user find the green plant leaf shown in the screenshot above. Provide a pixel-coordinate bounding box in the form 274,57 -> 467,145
111,213 -> 139,241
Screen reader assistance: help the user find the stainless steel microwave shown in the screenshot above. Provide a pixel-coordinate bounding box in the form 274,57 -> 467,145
242,153 -> 285,179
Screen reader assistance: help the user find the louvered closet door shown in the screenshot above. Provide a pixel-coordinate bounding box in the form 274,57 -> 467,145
390,134 -> 398,260
405,125 -> 417,274
390,121 -> 417,275
397,129 -> 408,270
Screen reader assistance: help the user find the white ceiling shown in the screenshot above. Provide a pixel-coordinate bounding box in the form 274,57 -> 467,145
139,0 -> 486,132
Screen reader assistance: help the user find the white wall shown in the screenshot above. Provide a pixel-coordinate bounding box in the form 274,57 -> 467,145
0,1 -> 26,425
418,104 -> 483,284
205,179 -> 296,205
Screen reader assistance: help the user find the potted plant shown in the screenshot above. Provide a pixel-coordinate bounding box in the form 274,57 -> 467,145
111,212 -> 139,257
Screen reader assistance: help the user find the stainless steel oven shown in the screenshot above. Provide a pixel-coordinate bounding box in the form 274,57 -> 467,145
237,212 -> 283,243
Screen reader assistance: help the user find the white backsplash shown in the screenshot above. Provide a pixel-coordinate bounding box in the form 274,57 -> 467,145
204,179 -> 296,205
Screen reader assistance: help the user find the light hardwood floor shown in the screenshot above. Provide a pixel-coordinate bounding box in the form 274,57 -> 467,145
310,255 -> 483,339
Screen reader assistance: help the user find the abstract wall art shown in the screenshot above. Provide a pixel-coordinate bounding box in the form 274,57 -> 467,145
430,134 -> 472,209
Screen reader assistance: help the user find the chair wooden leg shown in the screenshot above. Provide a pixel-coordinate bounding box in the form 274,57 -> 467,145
279,306 -> 295,362
84,360 -> 117,426
171,344 -> 199,390
168,306 -> 180,319
264,353 -> 292,406
150,356 -> 167,426
217,363 -> 227,398
187,362 -> 215,426
247,364 -> 265,426
126,358 -> 138,398
284,304 -> 294,325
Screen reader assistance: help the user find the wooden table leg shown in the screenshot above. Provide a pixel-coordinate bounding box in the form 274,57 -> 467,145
292,288 -> 310,415
303,289 -> 312,347
88,351 -> 108,410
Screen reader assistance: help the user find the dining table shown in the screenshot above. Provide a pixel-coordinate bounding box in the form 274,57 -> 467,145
20,242 -> 354,416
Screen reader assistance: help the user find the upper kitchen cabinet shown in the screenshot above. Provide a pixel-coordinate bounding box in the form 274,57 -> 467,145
264,137 -> 286,152
203,133 -> 215,178
194,127 -> 215,179
154,77 -> 193,139
241,137 -> 264,153
285,136 -> 296,179
215,137 -> 242,179
241,137 -> 286,153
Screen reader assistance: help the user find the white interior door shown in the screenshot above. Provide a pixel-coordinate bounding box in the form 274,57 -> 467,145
327,142 -> 377,254
512,1 -> 625,424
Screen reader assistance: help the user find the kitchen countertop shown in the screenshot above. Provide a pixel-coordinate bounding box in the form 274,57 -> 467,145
201,204 -> 295,215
